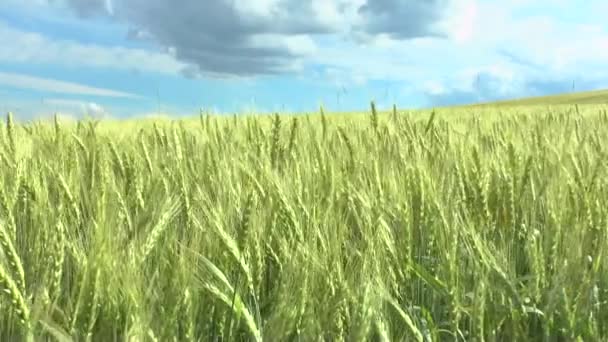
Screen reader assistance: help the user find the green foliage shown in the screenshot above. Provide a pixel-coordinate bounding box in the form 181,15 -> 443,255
0,106 -> 607,340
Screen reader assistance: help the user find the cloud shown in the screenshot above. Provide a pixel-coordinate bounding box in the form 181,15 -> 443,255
12,0 -> 608,110
57,0 -> 336,76
42,98 -> 110,118
0,97 -> 111,122
0,71 -> 141,98
355,0 -> 449,39
0,21 -> 186,75
61,0 -> 111,17
55,0 -> 454,77
423,71 -> 514,106
454,1 -> 608,74
425,76 -> 605,107
422,64 -> 607,107
439,0 -> 478,43
405,0 -> 608,106
419,62 -> 526,106
496,49 -> 544,71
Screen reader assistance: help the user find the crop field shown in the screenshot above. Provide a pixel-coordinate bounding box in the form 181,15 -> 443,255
0,103 -> 607,341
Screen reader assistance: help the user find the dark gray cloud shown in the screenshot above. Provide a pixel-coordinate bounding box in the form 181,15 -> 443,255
57,0 -> 452,77
59,0 -> 341,76
357,0 -> 449,39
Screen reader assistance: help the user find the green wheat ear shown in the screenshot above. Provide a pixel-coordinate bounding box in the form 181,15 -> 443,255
6,112 -> 16,156
320,104 -> 327,139
370,100 -> 378,132
0,221 -> 26,306
0,263 -> 30,331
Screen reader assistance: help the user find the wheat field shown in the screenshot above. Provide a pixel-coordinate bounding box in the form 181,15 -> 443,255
0,103 -> 607,341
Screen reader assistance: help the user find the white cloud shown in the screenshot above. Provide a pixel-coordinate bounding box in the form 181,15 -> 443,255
0,71 -> 141,98
439,0 -> 478,44
0,97 -> 112,122
451,1 -> 608,73
5,0 -> 608,109
385,0 -> 608,105
248,34 -> 318,56
423,80 -> 447,95
0,22 -> 186,75
50,0 -> 449,77
42,98 -> 110,118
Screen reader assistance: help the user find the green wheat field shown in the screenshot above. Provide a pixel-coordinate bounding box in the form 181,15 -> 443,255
0,101 -> 607,341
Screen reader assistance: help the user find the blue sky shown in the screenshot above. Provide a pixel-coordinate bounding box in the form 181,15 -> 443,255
1,0 -> 608,121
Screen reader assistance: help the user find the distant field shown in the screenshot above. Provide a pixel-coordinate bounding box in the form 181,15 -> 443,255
457,88 -> 608,107
0,104 -> 607,341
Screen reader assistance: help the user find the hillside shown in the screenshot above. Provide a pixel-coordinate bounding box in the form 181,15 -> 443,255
464,88 -> 608,107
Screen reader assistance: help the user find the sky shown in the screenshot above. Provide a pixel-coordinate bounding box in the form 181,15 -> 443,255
1,0 -> 608,121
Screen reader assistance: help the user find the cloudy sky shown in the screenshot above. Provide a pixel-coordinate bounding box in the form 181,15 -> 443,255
1,0 -> 608,120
